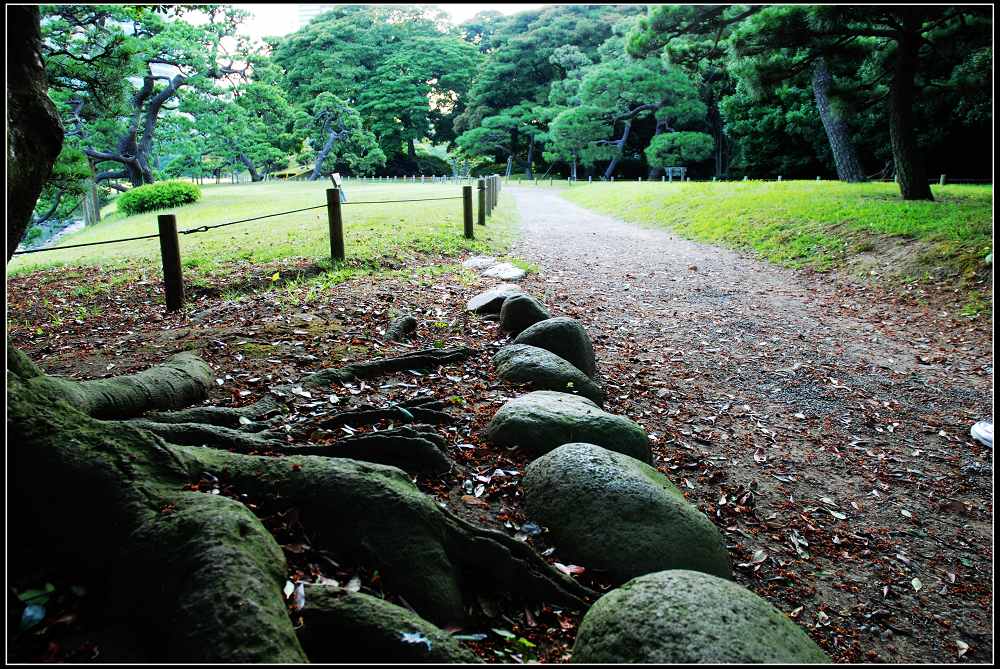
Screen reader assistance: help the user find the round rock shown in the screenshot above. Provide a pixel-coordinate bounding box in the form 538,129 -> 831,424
493,345 -> 604,406
484,391 -> 649,462
572,570 -> 830,664
481,262 -> 526,281
523,443 -> 729,582
514,317 -> 596,378
499,295 -> 550,336
466,284 -> 523,314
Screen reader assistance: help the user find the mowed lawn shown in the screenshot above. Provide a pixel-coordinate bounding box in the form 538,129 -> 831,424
562,180 -> 993,282
9,180 -> 516,276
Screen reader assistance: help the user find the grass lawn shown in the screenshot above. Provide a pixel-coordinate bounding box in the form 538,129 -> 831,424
561,180 -> 993,286
9,180 -> 517,278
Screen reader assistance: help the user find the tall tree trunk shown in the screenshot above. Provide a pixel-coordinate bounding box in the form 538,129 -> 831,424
571,154 -> 578,181
407,137 -> 417,162
812,58 -> 866,183
310,131 -> 339,181
647,121 -> 666,180
7,6 -> 64,260
239,154 -> 262,182
603,120 -> 633,181
706,94 -> 726,178
888,17 -> 933,201
525,135 -> 535,179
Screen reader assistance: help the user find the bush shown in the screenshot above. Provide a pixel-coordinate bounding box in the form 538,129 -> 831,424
116,181 -> 202,216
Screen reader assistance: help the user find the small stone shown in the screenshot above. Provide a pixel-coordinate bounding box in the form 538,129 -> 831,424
499,294 -> 550,336
466,284 -> 524,314
514,317 -> 597,378
481,262 -> 526,281
493,345 -> 604,405
462,255 -> 497,270
484,391 -> 649,462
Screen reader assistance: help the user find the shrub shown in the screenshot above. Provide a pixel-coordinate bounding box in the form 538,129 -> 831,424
116,180 -> 201,216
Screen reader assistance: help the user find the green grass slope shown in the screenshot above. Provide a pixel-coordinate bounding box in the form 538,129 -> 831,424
562,180 -> 992,288
10,181 -> 516,276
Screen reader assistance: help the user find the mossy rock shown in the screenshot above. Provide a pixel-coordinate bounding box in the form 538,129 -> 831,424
572,570 -> 830,664
298,587 -> 481,663
524,443 -> 729,582
499,294 -> 550,336
484,391 -> 650,463
493,344 -> 604,405
514,317 -> 597,378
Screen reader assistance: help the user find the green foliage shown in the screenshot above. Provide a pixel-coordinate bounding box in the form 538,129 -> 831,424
116,181 -> 202,216
645,132 -> 715,167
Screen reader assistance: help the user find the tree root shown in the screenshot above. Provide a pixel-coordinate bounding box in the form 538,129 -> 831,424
302,346 -> 474,386
9,347 -> 590,660
125,419 -> 285,451
285,426 -> 454,475
296,586 -> 481,663
177,445 -> 593,626
318,396 -> 455,429
27,351 -> 214,419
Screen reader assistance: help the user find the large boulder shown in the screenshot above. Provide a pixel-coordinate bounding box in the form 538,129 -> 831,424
499,294 -> 550,336
484,391 -> 649,463
493,345 -> 604,405
572,570 -> 830,664
514,317 -> 596,378
523,443 -> 730,582
466,284 -> 523,314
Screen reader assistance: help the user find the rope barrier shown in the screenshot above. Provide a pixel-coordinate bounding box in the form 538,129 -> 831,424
12,193 -> 464,255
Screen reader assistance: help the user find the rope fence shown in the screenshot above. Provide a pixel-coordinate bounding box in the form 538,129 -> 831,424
13,176 -> 505,314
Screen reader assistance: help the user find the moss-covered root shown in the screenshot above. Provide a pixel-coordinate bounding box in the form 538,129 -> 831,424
297,586 -> 481,663
27,351 -> 214,419
178,447 -> 593,626
8,372 -> 307,662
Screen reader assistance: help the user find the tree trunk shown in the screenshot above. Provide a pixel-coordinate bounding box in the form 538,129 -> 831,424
85,159 -> 101,225
407,137 -> 417,162
239,154 -> 262,182
603,120 -> 632,180
525,135 -> 535,179
888,17 -> 933,201
310,130 -> 339,181
647,121 -> 666,180
571,154 -> 578,181
7,6 -> 64,261
812,58 -> 866,183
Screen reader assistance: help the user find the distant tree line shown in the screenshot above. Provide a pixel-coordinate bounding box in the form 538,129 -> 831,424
30,2 -> 992,232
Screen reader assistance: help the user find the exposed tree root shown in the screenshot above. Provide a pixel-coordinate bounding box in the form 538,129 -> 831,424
302,346 -> 474,386
285,425 -> 454,475
124,419 -> 285,451
296,586 -> 481,663
8,346 -> 590,661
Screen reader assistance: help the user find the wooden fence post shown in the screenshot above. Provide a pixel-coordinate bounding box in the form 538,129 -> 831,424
327,188 -> 345,262
478,178 -> 486,225
939,174 -> 946,186
463,185 -> 474,239
157,214 -> 184,312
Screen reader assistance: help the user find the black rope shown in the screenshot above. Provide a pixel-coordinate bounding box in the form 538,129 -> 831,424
344,196 -> 463,205
13,194 -> 468,255
177,204 -> 327,234
12,232 -> 160,255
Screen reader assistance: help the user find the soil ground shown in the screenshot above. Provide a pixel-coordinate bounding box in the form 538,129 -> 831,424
6,187 -> 992,663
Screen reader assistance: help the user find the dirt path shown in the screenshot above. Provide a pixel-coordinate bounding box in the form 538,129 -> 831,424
507,186 -> 993,664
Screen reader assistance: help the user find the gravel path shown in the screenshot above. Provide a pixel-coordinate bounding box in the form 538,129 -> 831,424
508,186 -> 993,664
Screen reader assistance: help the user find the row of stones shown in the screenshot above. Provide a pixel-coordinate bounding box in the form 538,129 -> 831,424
466,281 -> 829,664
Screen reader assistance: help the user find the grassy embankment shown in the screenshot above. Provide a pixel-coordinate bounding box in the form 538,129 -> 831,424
561,180 -> 992,314
9,180 -> 519,282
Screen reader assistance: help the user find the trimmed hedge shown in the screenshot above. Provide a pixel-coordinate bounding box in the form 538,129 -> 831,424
116,181 -> 202,216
